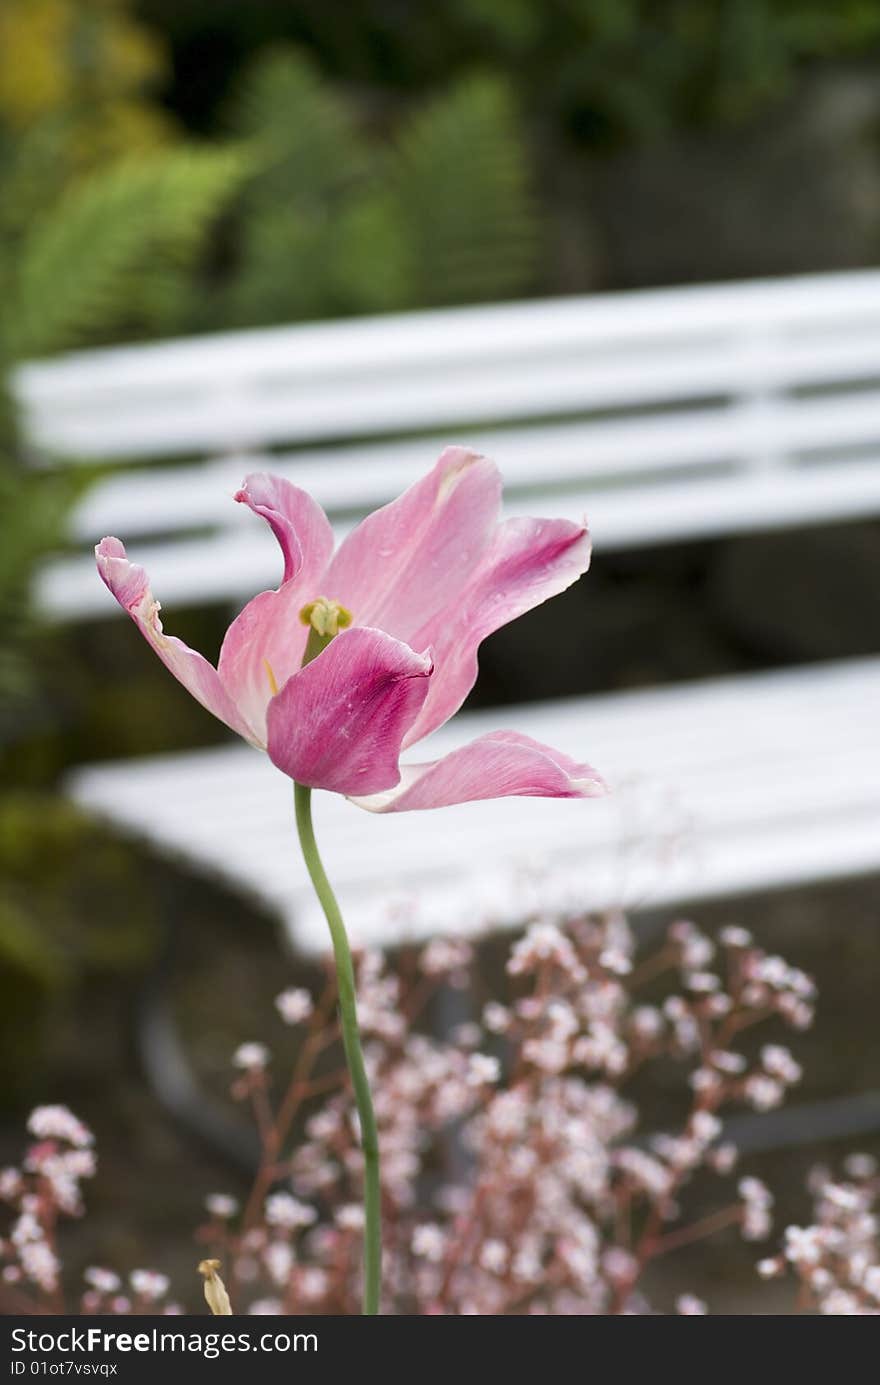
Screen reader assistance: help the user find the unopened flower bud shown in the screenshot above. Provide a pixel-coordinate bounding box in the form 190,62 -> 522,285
198,1259 -> 232,1315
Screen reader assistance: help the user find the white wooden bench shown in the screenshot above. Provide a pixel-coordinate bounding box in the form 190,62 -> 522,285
16,270 -> 880,955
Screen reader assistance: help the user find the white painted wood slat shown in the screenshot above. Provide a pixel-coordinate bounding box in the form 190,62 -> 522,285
67,658 -> 880,955
63,386 -> 880,541
13,268 -> 880,622
36,458 -> 880,619
17,268 -> 880,405
15,271 -> 880,459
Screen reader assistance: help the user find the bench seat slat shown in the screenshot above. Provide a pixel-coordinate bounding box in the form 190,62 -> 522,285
94,741 -> 878,897
66,658 -> 880,954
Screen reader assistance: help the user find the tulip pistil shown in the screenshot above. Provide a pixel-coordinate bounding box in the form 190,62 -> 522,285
300,597 -> 352,638
299,596 -> 353,666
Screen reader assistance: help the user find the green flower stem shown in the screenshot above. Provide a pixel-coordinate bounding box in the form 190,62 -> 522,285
293,781 -> 381,1316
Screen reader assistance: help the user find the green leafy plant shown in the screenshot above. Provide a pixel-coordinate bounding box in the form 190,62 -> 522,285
170,1 -> 880,146
0,131 -> 245,1080
391,74 -> 537,306
0,11 -> 247,1065
450,0 -> 880,139
0,0 -> 170,159
2,141 -> 245,361
0,136 -> 246,710
200,48 -> 538,328
0,794 -> 160,1103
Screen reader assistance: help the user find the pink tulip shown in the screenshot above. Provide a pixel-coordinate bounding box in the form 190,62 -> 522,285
96,448 -> 605,809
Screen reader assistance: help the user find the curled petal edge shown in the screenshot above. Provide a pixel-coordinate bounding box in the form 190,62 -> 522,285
349,729 -> 607,813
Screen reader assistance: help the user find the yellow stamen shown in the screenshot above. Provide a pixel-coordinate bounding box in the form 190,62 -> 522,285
299,597 -> 352,639
262,658 -> 279,696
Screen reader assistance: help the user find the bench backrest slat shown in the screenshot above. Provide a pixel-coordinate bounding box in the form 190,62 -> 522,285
15,270 -> 880,621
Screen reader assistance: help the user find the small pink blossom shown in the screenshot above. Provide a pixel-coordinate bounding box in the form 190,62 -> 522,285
466,1054 -> 501,1087
274,988 -> 313,1025
419,937 -> 473,977
482,1002 -> 511,1034
719,926 -> 753,949
761,1044 -> 802,1085
264,1193 -> 316,1230
412,1224 -> 446,1262
298,1267 -> 329,1301
264,1241 -> 294,1286
205,1193 -> 239,1219
335,1204 -> 365,1231
479,1240 -> 509,1274
0,1168 -> 23,1201
20,1241 -> 59,1292
130,1269 -> 170,1301
233,1042 -> 270,1071
84,1267 -> 121,1294
248,1298 -> 282,1315
744,1074 -> 785,1111
27,1106 -> 93,1149
676,1293 -> 707,1315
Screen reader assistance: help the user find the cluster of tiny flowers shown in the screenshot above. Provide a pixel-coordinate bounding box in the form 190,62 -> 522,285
739,1177 -> 774,1241
0,1106 -> 96,1304
758,1155 -> 880,1314
27,1107 -> 93,1150
0,1107 -> 184,1315
0,914 -> 832,1315
194,913 -> 816,1315
80,1267 -> 182,1316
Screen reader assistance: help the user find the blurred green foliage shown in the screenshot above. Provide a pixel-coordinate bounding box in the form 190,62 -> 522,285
0,4 -> 247,1090
140,0 -> 880,145
439,0 -> 880,140
0,0 -> 245,713
0,133 -> 244,709
0,794 -> 160,1100
179,48 -> 537,330
3,143 -> 245,361
0,0 -> 170,158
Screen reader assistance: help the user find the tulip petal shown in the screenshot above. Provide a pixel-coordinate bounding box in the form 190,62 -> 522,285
95,538 -> 257,743
403,515 -> 591,748
322,447 -> 501,642
351,730 -> 606,812
266,627 -> 433,795
217,474 -> 336,744
233,471 -> 334,585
